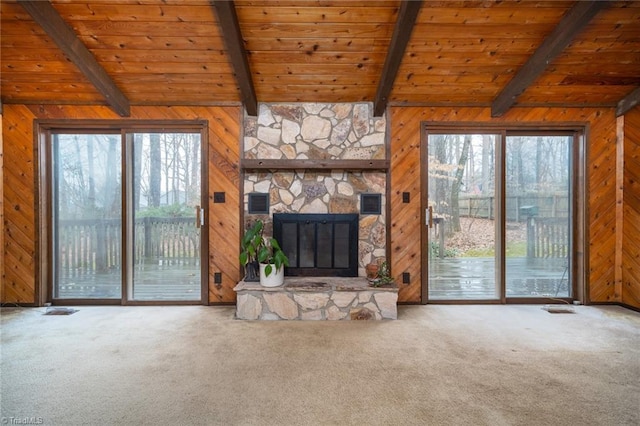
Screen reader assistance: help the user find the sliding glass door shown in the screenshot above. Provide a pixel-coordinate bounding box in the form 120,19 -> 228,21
425,128 -> 575,302
50,126 -> 205,303
130,132 -> 202,301
426,133 -> 499,300
53,133 -> 123,299
505,135 -> 571,298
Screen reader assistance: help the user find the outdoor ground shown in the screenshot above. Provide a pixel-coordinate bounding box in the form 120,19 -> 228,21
446,217 -> 527,256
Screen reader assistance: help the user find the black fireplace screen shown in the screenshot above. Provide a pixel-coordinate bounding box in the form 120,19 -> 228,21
273,213 -> 359,277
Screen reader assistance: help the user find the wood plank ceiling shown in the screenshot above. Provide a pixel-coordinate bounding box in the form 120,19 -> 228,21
1,0 -> 639,117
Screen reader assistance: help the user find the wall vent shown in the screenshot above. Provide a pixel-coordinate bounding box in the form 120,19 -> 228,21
360,193 -> 382,215
248,193 -> 269,214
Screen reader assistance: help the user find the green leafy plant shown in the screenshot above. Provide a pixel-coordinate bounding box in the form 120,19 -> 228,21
239,219 -> 289,277
239,219 -> 265,267
430,242 -> 459,258
370,260 -> 394,287
258,237 -> 290,277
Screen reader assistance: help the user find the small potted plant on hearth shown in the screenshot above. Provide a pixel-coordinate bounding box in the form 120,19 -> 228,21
368,259 -> 394,287
257,234 -> 290,287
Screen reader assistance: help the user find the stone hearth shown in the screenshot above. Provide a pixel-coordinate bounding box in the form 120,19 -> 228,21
234,277 -> 398,320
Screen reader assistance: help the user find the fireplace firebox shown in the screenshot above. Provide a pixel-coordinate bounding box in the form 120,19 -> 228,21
273,213 -> 359,277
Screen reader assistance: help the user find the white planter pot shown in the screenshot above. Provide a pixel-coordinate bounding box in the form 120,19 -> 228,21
259,263 -> 285,287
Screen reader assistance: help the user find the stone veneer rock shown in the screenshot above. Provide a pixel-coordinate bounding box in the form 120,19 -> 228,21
234,277 -> 398,320
245,103 -> 386,161
244,103 -> 388,272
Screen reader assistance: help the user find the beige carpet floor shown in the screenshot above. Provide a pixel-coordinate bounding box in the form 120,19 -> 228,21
1,304 -> 639,425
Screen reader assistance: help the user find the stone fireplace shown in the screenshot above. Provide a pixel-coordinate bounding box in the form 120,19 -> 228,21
242,102 -> 388,277
236,102 -> 397,320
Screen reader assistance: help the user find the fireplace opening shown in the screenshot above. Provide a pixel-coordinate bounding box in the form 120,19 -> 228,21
273,213 -> 359,277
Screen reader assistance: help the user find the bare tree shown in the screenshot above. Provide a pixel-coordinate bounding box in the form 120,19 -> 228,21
189,135 -> 200,205
450,135 -> 472,232
133,134 -> 143,211
149,133 -> 161,208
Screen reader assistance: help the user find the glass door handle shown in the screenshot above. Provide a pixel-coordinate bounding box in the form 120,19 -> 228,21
195,205 -> 204,228
426,206 -> 434,228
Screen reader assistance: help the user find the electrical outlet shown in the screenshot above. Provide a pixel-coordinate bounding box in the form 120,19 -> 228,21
213,192 -> 225,203
214,272 -> 222,284
402,272 -> 410,284
402,192 -> 410,203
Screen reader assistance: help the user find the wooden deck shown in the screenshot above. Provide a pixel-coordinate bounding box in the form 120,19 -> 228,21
55,257 -> 568,302
56,264 -> 201,301
429,257 -> 569,300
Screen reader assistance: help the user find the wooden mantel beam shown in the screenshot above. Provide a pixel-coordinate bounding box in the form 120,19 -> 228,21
18,0 -> 130,117
211,0 -> 258,117
491,1 -> 608,117
373,0 -> 422,117
616,87 -> 640,117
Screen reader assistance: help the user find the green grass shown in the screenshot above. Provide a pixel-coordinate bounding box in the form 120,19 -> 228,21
505,242 -> 527,257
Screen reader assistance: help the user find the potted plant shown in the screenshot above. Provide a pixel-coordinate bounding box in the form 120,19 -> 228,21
239,219 -> 290,287
239,219 -> 265,282
369,260 -> 394,287
257,236 -> 289,287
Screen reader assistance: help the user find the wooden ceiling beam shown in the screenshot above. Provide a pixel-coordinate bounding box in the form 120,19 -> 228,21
18,0 -> 130,117
211,0 -> 258,117
616,87 -> 640,117
373,0 -> 422,117
491,0 -> 608,117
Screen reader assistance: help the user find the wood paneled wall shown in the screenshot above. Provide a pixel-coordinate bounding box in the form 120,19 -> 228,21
2,103 -> 635,307
389,106 -> 619,304
1,104 -> 241,305
623,109 -> 640,309
3,105 -> 37,304
0,112 -> 4,303
205,107 -> 242,304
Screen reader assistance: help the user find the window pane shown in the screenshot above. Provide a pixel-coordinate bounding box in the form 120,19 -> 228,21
53,133 -> 122,299
505,136 -> 571,298
427,134 -> 498,300
131,133 -> 201,301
